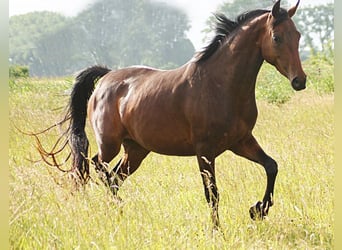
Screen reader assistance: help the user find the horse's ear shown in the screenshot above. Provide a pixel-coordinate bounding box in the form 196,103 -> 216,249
271,0 -> 281,18
288,0 -> 300,18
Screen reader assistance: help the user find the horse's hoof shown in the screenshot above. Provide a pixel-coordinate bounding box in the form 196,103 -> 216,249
249,201 -> 265,220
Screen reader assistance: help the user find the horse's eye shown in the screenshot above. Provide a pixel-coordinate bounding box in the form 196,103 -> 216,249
272,35 -> 282,44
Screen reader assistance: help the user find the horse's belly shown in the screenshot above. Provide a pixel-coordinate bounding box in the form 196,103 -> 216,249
129,128 -> 196,156
125,117 -> 252,157
149,143 -> 196,156
122,111 -> 194,156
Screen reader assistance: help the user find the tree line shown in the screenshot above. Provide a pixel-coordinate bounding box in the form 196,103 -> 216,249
9,0 -> 333,77
9,0 -> 195,76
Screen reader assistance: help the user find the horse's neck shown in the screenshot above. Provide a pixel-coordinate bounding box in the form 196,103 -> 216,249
202,20 -> 266,94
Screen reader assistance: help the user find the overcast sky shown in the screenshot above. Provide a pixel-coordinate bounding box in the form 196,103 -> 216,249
9,0 -> 333,50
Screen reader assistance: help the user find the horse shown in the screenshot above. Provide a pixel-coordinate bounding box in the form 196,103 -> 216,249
35,0 -> 306,228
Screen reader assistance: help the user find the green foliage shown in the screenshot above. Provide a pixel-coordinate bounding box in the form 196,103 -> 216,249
9,78 -> 334,249
9,65 -> 29,79
256,63 -> 293,105
303,54 -> 334,94
9,12 -> 68,73
294,3 -> 334,53
9,0 -> 195,77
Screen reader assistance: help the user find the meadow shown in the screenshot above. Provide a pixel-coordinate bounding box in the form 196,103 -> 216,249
9,59 -> 334,249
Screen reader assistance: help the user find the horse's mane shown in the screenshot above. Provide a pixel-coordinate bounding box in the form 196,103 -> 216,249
196,8 -> 288,63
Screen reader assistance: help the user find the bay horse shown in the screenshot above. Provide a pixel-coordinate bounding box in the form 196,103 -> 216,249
36,0 -> 306,227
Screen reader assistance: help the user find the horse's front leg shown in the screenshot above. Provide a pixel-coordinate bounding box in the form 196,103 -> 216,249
196,150 -> 220,229
232,134 -> 278,220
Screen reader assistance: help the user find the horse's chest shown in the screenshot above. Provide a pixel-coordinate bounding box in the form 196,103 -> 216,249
220,119 -> 252,145
201,108 -> 257,152
189,91 -> 258,151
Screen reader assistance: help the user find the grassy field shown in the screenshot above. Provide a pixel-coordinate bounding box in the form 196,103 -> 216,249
9,73 -> 334,249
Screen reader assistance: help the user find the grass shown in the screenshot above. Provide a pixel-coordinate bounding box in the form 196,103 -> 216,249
9,76 -> 334,249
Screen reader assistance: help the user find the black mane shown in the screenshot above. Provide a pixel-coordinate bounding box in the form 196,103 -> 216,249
196,8 -> 288,63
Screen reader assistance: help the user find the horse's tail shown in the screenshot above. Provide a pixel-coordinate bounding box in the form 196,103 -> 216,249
67,65 -> 111,182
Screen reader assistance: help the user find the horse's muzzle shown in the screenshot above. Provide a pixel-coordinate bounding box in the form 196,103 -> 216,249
291,76 -> 306,91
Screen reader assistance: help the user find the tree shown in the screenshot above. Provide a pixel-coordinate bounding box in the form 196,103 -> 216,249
143,1 -> 193,68
9,0 -> 195,76
9,11 -> 68,73
74,0 -> 194,69
32,22 -> 87,76
293,3 -> 334,55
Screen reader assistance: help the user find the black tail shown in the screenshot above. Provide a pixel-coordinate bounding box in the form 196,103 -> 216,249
68,65 -> 111,182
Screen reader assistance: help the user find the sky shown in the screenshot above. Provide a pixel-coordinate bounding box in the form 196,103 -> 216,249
9,0 -> 333,50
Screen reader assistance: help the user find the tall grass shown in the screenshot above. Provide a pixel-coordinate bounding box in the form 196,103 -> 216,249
9,75 -> 333,249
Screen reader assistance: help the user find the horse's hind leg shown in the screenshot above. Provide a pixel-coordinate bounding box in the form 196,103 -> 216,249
91,141 -> 121,193
92,154 -> 112,188
108,139 -> 150,195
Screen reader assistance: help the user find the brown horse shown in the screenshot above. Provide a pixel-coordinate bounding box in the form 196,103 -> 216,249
37,0 -> 306,227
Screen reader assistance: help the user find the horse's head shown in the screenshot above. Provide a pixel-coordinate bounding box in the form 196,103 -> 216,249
260,0 -> 306,91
